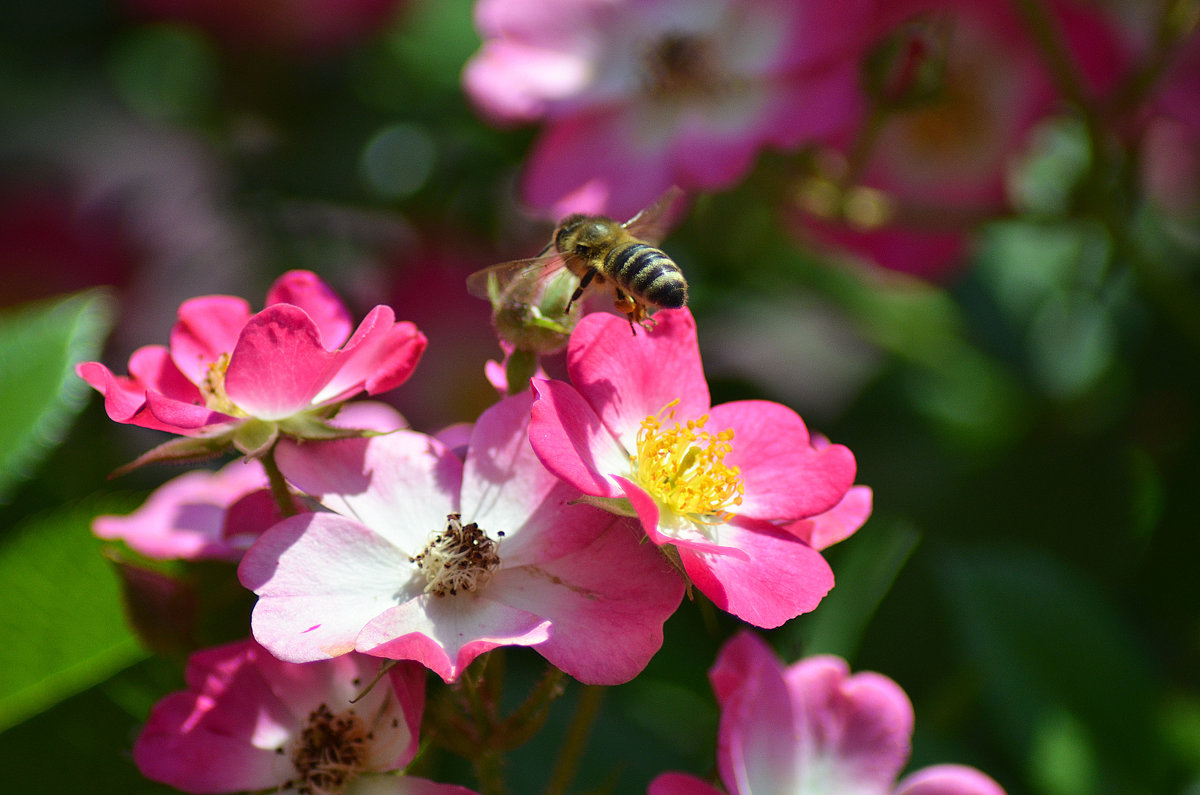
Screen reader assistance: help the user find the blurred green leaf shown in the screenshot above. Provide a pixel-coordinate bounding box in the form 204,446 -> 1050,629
0,495 -> 146,732
0,290 -> 115,505
935,545 -> 1163,793
106,24 -> 218,123
787,518 -> 919,661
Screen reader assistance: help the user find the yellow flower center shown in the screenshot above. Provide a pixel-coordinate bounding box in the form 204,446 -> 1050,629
198,353 -> 245,416
631,401 -> 744,524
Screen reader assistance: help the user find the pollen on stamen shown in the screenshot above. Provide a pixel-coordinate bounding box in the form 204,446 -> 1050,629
198,352 -> 244,416
409,514 -> 503,597
288,703 -> 370,795
631,400 -> 745,524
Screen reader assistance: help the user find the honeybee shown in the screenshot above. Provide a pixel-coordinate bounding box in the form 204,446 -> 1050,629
467,188 -> 689,337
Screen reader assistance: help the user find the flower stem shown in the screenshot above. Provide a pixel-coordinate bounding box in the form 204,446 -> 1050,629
543,685 -> 605,795
260,447 -> 298,518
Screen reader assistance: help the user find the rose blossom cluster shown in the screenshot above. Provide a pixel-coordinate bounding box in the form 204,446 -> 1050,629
463,0 -> 1141,279
79,271 -> 997,788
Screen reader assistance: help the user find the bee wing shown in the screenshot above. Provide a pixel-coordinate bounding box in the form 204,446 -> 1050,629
466,251 -> 572,306
622,186 -> 686,245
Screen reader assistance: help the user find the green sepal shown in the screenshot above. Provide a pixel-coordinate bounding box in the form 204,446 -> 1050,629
232,418 -> 279,458
277,413 -> 392,442
110,432 -> 234,478
570,494 -> 638,517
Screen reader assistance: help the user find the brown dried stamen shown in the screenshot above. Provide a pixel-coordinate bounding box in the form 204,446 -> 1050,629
288,703 -> 370,795
410,513 -> 503,597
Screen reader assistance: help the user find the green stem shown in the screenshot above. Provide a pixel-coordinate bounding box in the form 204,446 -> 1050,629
1008,0 -> 1094,114
543,685 -> 605,795
259,447 -> 298,517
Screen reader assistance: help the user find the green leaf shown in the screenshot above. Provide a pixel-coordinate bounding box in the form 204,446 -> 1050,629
0,495 -> 147,732
934,544 -> 1162,793
0,291 -> 115,504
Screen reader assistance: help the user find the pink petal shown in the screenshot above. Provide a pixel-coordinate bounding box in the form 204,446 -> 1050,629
895,764 -> 1008,795
708,400 -> 856,521
357,596 -> 551,683
786,485 -> 873,550
648,773 -> 725,795
678,519 -> 833,628
566,309 -> 710,451
169,295 -> 252,384
529,379 -> 629,499
92,459 -> 267,561
521,109 -> 677,220
362,320 -> 428,397
145,389 -> 237,431
75,359 -> 177,433
134,639 -> 298,792
128,344 -> 203,402
240,513 -> 413,663
275,432 -> 461,552
361,777 -> 481,795
330,400 -> 408,433
708,632 -> 802,795
615,475 -> 740,557
265,269 -> 353,349
490,515 -> 683,684
782,656 -> 914,792
224,304 -> 339,419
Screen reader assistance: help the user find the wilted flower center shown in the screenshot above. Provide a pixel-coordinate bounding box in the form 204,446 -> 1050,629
642,32 -> 726,99
198,353 -> 245,416
631,400 -> 744,523
410,513 -> 503,597
288,702 -> 369,795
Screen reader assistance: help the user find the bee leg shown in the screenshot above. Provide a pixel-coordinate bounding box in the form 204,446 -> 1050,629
566,268 -> 598,313
613,292 -> 640,335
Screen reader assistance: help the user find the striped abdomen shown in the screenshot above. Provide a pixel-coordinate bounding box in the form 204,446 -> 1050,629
605,242 -> 688,309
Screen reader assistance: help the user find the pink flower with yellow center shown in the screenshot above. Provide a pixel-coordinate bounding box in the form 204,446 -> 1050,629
528,309 -> 860,628
239,390 -> 684,684
464,0 -> 872,218
76,270 -> 426,457
649,631 -> 1007,795
133,639 -> 475,794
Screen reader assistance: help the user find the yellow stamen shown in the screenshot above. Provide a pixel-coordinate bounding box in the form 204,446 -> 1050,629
631,400 -> 744,524
198,353 -> 245,416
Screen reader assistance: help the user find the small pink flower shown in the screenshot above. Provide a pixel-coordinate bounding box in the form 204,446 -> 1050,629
464,0 -> 872,218
76,270 -> 425,455
93,458 -> 272,562
648,631 -> 1007,795
796,0 -> 1130,279
527,309 -> 859,628
92,402 -> 408,561
133,638 -> 473,794
239,391 -> 684,684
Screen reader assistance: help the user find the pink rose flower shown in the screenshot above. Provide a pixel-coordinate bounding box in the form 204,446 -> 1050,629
133,638 -> 474,794
239,390 -> 684,684
796,0 -> 1130,279
527,308 -> 859,628
76,270 -> 426,456
648,631 -> 1007,795
464,0 -> 872,218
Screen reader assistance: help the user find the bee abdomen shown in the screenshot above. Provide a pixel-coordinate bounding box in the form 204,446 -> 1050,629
607,243 -> 688,309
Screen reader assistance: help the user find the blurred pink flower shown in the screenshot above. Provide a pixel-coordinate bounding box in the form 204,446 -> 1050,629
133,638 -> 474,794
123,0 -> 408,55
464,0 -> 872,218
528,309 -> 858,627
240,391 -> 684,684
796,0 -> 1130,279
1140,27 -> 1200,217
648,631 -> 1007,795
76,270 -> 425,454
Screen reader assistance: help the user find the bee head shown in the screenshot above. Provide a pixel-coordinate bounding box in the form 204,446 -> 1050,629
556,214 -> 618,257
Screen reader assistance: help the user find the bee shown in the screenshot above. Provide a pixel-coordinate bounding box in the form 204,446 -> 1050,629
468,188 -> 688,336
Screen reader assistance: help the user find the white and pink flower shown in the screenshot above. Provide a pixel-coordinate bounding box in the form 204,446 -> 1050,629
648,631 -> 1007,795
527,308 -> 860,628
76,270 -> 425,456
464,0 -> 872,218
239,390 -> 684,684
133,638 -> 474,794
